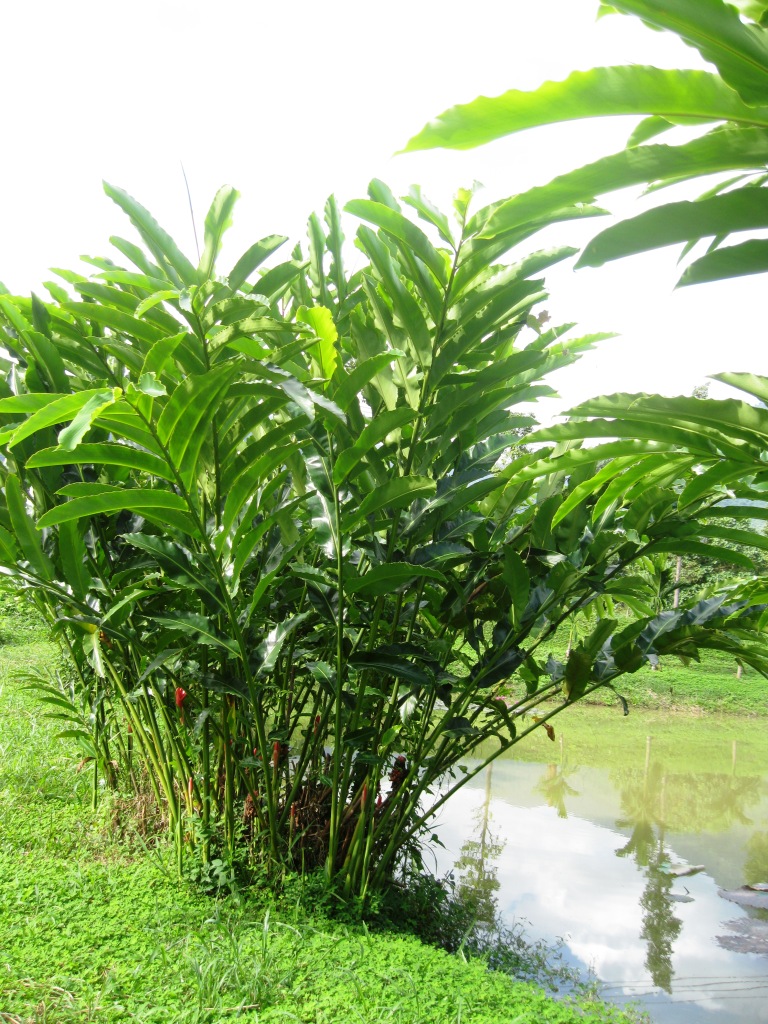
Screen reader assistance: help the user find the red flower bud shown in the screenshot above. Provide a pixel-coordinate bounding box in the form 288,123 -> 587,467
188,777 -> 194,798
272,741 -> 280,769
175,687 -> 187,708
362,781 -> 368,806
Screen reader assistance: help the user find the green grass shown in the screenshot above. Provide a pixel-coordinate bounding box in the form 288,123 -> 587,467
0,614 -> 641,1024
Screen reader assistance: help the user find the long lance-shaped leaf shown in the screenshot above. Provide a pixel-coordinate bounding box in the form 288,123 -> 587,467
324,196 -> 348,303
345,563 -> 447,597
578,189 -> 768,268
561,392 -> 768,449
531,415 -> 753,462
198,185 -> 239,283
37,489 -> 193,531
713,371 -> 768,405
679,237 -> 768,284
58,520 -> 91,600
345,199 -> 448,286
647,537 -> 755,569
350,477 -> 436,526
0,388 -> 121,449
27,443 -> 172,479
64,302 -> 168,345
481,128 -> 768,236
403,67 -> 768,153
356,227 -> 432,368
333,408 -> 416,484
0,296 -> 69,392
608,0 -> 768,106
5,474 -> 53,580
156,364 -> 239,490
152,611 -> 240,656
103,182 -> 198,287
227,234 -> 288,291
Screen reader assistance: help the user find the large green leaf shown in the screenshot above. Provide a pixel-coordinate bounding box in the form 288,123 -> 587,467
578,189 -> 768,267
37,489 -> 192,530
1,389 -> 121,450
156,364 -> 239,490
333,408 -> 416,484
353,477 -> 436,524
404,67 -> 768,153
608,0 -> 768,105
345,563 -> 447,597
679,237 -> 768,284
5,475 -> 53,579
152,611 -> 240,655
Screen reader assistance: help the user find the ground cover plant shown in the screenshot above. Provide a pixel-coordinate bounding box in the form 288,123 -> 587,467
0,178 -> 766,902
0,633 -> 644,1024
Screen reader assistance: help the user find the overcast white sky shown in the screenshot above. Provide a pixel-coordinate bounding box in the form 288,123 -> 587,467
1,0 -> 764,415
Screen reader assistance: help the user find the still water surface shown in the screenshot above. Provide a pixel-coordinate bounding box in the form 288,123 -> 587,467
433,709 -> 768,1023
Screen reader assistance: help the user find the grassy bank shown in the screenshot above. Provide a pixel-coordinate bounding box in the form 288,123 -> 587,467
538,626 -> 768,716
0,624 -> 639,1024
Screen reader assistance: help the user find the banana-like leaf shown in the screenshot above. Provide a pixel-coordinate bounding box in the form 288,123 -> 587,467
353,476 -> 436,525
157,364 -> 239,490
297,305 -> 339,383
356,227 -> 432,368
648,538 -> 755,569
404,67 -> 768,153
713,371 -> 768,405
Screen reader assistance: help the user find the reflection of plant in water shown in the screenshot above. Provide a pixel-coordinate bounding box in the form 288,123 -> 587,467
536,761 -> 580,819
745,832 -> 768,886
450,765 -> 586,993
616,756 -> 681,992
637,840 -> 683,994
612,766 -> 764,835
454,765 -> 505,930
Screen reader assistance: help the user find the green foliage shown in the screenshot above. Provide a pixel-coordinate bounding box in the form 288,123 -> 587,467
0,182 -> 763,901
405,0 -> 768,286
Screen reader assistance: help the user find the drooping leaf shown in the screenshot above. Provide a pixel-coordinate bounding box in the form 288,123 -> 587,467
404,67 -> 768,153
579,190 -> 768,268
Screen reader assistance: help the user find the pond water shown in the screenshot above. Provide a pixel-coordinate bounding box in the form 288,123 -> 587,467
432,708 -> 768,1023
